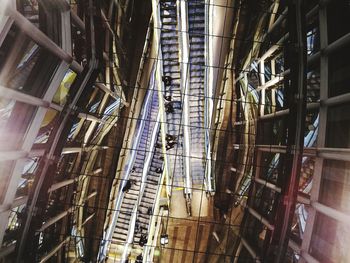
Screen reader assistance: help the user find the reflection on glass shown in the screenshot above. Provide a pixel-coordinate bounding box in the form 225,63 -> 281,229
0,99 -> 15,130
52,70 -> 77,106
320,160 -> 350,213
310,212 -> 350,262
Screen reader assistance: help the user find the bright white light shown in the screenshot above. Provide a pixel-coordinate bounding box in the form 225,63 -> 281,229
160,234 -> 169,245
0,0 -> 10,16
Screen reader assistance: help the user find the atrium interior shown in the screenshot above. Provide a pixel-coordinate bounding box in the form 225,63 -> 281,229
0,0 -> 350,262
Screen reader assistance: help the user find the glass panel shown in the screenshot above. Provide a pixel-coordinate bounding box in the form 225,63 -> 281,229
67,120 -> 80,142
17,0 -> 64,46
0,24 -> 60,98
306,68 -> 320,103
326,104 -> 350,148
2,204 -> 26,248
0,99 -> 16,130
0,161 -> 15,204
327,2 -> 350,97
237,241 -> 258,262
276,86 -> 285,111
56,153 -> 79,179
275,55 -> 284,76
293,203 -> 309,240
264,62 -> 272,82
306,28 -> 320,56
310,212 -> 350,263
0,25 -> 41,94
252,183 -> 277,221
0,102 -> 37,151
264,89 -> 274,114
18,0 -> 39,21
300,157 -> 315,192
92,98 -> 122,141
74,120 -> 92,144
17,158 -> 40,198
87,90 -> 105,114
258,118 -> 285,145
259,152 -> 280,184
34,109 -> 61,144
285,246 -> 300,263
328,48 -> 350,98
304,112 -> 318,147
327,0 -> 350,44
52,69 -> 77,106
319,160 -> 350,214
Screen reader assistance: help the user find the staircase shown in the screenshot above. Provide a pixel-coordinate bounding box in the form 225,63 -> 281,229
188,0 -> 206,185
134,132 -> 164,244
160,0 -> 184,187
111,90 -> 160,246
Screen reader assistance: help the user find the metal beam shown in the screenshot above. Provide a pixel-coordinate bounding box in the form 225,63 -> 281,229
0,85 -> 108,123
297,194 -> 311,205
77,112 -> 105,123
12,196 -> 29,209
245,205 -> 274,230
322,92 -> 350,106
48,179 -> 75,193
85,191 -> 98,201
0,85 -> 51,108
312,202 -> 350,224
38,207 -> 74,232
259,102 -> 319,121
240,236 -> 262,263
254,177 -> 282,193
61,147 -> 82,154
38,237 -> 70,263
95,83 -> 127,104
234,102 -> 318,125
258,34 -> 288,63
37,192 -> 97,232
92,168 -> 102,174
259,60 -> 266,117
256,71 -> 285,92
203,0 -> 215,193
0,149 -> 45,161
70,11 -> 85,32
301,7 -> 329,257
0,243 -> 16,258
233,144 -> 350,161
0,15 -> 14,47
323,32 -> 350,56
0,196 -> 28,213
267,8 -> 288,36
301,251 -> 320,263
0,150 -> 28,161
254,177 -> 311,205
81,212 -> 95,227
288,239 -> 300,254
318,147 -> 350,162
302,30 -> 350,68
61,145 -> 108,155
101,10 -> 115,38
